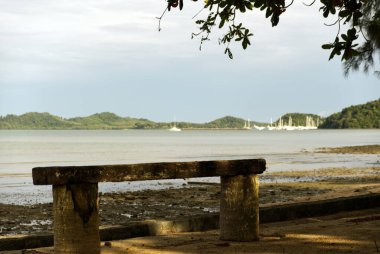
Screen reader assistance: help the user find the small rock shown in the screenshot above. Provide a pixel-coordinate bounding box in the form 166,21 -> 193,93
124,195 -> 136,200
104,241 -> 112,247
216,242 -> 230,247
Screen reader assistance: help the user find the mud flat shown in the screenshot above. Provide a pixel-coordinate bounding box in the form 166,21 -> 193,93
2,207 -> 380,254
0,166 -> 379,237
316,144 -> 380,154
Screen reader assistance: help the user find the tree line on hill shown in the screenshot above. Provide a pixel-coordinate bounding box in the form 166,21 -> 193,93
0,99 -> 378,129
319,99 -> 380,129
0,112 -> 265,130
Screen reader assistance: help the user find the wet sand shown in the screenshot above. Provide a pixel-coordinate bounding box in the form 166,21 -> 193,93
1,144 -> 379,254
3,207 -> 380,254
1,166 -> 379,237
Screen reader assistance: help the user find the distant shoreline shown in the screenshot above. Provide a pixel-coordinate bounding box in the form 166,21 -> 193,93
315,145 -> 380,154
2,128 -> 380,131
0,127 -> 257,131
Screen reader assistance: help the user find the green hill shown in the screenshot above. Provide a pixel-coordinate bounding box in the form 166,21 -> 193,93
70,112 -> 155,129
0,113 -> 266,130
0,112 -> 78,129
319,99 -> 380,129
0,112 -> 156,130
2,99 -> 378,130
201,116 -> 263,129
205,116 -> 246,129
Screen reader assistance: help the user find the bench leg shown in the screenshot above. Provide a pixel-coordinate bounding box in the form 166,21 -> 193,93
219,174 -> 259,241
53,183 -> 100,254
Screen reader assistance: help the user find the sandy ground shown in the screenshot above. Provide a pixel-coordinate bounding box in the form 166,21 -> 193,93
0,145 -> 380,253
1,144 -> 380,236
1,166 -> 379,236
3,207 -> 380,254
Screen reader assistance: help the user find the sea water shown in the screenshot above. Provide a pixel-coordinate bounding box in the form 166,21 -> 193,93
0,129 -> 379,204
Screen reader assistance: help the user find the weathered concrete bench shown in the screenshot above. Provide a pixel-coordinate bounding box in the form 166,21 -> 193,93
32,159 -> 266,254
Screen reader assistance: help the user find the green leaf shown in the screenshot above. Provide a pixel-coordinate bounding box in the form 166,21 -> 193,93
352,11 -> 362,26
323,9 -> 329,18
347,28 -> 357,39
242,40 -> 248,49
219,19 -> 225,28
350,49 -> 360,57
254,1 -> 262,8
224,48 -> 233,59
329,49 -> 336,60
239,4 -> 246,13
265,8 -> 272,18
322,44 -> 333,49
245,2 -> 253,10
339,10 -> 350,17
271,14 -> 279,26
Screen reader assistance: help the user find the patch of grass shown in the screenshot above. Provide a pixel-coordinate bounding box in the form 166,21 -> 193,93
265,167 -> 380,177
315,145 -> 380,154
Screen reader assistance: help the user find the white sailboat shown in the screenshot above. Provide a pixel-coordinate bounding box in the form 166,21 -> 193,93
243,119 -> 252,130
169,116 -> 181,132
169,124 -> 181,132
284,116 -> 296,131
266,118 -> 275,130
275,116 -> 284,130
253,125 -> 265,131
303,116 -> 317,130
265,115 -> 320,131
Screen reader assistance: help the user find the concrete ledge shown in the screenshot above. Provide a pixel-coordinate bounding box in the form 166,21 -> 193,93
260,193 -> 380,223
1,193 -> 380,251
99,214 -> 219,242
0,234 -> 53,252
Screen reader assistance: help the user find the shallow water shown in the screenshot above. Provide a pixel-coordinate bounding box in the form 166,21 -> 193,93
0,129 -> 379,204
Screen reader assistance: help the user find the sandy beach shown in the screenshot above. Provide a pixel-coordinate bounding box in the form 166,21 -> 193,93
1,165 -> 379,237
0,145 -> 379,253
4,207 -> 379,254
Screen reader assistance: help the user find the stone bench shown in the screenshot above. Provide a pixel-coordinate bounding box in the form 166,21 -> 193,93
32,159 -> 266,254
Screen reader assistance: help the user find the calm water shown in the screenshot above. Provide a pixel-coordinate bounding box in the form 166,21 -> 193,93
0,129 -> 379,204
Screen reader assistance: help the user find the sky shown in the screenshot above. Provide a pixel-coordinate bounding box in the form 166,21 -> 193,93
0,0 -> 379,123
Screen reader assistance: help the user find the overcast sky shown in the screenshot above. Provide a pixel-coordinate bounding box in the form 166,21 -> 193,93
0,0 -> 379,123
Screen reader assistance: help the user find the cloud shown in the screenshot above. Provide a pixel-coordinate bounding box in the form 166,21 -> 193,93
1,0 -> 379,121
0,0 -> 205,79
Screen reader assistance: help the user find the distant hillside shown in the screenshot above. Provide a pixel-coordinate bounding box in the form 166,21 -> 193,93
0,113 -> 266,130
319,99 -> 380,129
0,112 -> 156,130
2,99 -> 377,130
206,116 -> 244,129
202,116 -> 264,129
0,112 -> 78,129
275,113 -> 324,127
69,112 -> 155,130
